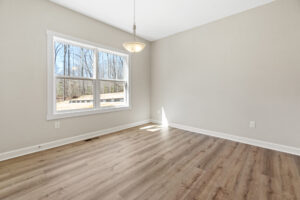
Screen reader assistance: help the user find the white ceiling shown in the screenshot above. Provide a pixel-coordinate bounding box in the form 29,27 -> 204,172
50,0 -> 274,41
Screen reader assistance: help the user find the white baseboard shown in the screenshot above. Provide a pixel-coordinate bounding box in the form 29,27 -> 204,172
151,119 -> 300,156
0,120 -> 150,162
1,119 -> 298,162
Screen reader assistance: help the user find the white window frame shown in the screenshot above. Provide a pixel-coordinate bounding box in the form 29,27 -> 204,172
47,31 -> 131,120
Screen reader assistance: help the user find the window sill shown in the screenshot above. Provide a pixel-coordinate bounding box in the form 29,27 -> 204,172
47,106 -> 131,120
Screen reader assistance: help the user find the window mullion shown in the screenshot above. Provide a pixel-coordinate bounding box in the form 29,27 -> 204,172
94,49 -> 100,109
55,76 -> 94,81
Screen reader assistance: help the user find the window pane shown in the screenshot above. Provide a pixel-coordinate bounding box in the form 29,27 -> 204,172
100,81 -> 126,107
56,79 -> 94,111
54,41 -> 94,78
98,51 -> 125,80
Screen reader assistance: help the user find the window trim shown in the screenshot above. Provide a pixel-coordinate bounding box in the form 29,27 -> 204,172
47,31 -> 131,120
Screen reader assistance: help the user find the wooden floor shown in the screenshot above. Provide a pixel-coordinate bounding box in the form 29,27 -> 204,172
0,124 -> 299,200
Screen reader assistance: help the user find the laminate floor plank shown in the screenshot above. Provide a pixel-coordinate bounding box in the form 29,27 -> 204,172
0,124 -> 299,200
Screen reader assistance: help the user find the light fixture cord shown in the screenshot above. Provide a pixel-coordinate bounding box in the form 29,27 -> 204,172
133,0 -> 136,41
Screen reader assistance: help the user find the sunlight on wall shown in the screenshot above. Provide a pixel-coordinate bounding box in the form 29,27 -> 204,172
161,107 -> 169,127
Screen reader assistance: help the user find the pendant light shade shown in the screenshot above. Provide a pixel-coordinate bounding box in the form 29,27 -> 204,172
123,0 -> 145,53
123,41 -> 146,53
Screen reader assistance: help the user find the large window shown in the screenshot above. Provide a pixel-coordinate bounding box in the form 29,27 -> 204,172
47,32 -> 130,120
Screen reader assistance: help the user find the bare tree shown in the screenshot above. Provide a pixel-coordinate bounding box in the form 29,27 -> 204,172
54,43 -> 63,64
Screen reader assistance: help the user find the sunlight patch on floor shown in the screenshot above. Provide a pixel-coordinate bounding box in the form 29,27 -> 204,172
140,107 -> 169,132
140,124 -> 168,132
140,125 -> 156,130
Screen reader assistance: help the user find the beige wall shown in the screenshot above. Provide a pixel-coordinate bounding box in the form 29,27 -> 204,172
0,0 -> 150,153
1,0 -> 299,154
151,0 -> 300,148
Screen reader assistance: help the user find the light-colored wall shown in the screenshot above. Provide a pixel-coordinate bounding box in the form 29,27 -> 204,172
0,0 -> 150,153
1,0 -> 299,155
151,0 -> 300,148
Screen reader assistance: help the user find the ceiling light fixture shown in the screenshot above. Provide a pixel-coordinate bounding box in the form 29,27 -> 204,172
123,0 -> 146,53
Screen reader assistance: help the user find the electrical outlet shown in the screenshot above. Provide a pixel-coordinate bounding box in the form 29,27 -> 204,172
54,121 -> 60,129
249,121 -> 256,128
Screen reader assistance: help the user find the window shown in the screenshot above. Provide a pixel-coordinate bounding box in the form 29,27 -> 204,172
47,31 -> 130,120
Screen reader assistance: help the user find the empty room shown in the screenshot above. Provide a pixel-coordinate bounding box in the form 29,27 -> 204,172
0,0 -> 300,199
